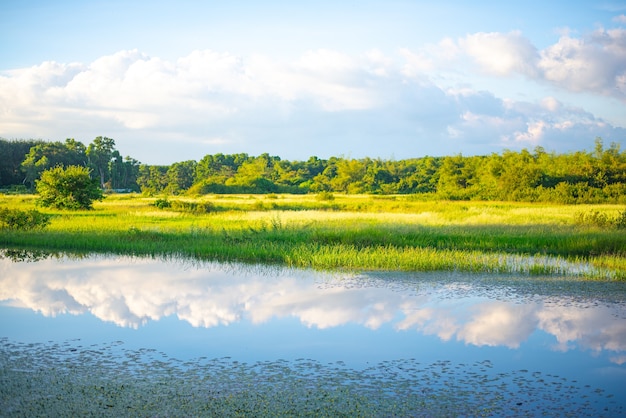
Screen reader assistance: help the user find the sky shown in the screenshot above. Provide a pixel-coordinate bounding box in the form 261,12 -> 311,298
1,0 -> 626,165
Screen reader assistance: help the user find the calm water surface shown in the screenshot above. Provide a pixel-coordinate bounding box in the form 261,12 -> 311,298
1,249 -> 625,416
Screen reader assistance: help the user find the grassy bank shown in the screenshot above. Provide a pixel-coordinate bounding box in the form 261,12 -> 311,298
1,194 -> 625,279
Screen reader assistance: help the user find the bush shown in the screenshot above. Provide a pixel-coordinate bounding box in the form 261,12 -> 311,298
576,208 -> 626,229
616,209 -> 626,229
36,165 -> 104,210
316,191 -> 335,201
0,207 -> 51,230
154,198 -> 214,214
154,198 -> 171,209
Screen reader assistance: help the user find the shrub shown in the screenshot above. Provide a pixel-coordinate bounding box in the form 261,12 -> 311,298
36,165 -> 103,210
0,207 -> 51,230
154,198 -> 214,214
576,208 -> 626,229
616,209 -> 626,229
154,198 -> 171,209
316,191 -> 335,201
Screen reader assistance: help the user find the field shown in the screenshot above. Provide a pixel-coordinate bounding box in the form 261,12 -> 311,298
1,193 -> 625,279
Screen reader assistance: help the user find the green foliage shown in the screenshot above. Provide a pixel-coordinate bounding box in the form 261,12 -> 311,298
2,195 -> 625,279
153,198 -> 171,209
87,136 -> 116,188
20,139 -> 88,188
153,198 -> 214,214
0,207 -> 51,230
36,165 -> 104,210
4,137 -> 626,204
575,208 -> 626,229
616,209 -> 626,229
0,138 -> 45,187
0,185 -> 29,195
2,137 -> 139,192
143,138 -> 624,201
316,191 -> 335,201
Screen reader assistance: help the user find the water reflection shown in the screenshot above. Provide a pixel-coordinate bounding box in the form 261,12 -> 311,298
1,253 -> 625,361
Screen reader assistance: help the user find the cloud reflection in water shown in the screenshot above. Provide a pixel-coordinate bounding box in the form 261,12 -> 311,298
1,254 -> 625,359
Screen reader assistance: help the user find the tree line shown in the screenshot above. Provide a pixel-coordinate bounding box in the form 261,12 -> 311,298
0,137 -> 140,192
1,137 -> 625,203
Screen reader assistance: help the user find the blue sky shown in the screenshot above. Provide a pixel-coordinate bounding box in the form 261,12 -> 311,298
1,0 -> 625,164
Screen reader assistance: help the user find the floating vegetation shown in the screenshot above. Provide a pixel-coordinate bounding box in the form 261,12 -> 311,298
0,338 -> 622,417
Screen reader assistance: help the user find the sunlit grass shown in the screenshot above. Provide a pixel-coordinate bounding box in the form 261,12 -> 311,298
1,194 -> 624,279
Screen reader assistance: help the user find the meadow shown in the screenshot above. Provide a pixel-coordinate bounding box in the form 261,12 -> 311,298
1,193 -> 625,279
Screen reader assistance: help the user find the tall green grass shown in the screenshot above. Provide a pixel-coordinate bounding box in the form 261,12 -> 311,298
1,194 -> 624,279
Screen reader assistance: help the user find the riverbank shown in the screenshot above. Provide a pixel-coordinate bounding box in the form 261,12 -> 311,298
1,194 -> 625,279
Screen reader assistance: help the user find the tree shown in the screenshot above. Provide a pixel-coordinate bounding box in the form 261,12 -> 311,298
36,165 -> 104,210
21,139 -> 88,188
165,160 -> 197,194
87,136 -> 116,188
137,165 -> 169,195
0,138 -> 45,187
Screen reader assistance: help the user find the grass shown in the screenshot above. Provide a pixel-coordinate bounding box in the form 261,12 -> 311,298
1,193 -> 625,279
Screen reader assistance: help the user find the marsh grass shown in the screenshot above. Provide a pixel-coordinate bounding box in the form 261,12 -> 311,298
1,194 -> 624,279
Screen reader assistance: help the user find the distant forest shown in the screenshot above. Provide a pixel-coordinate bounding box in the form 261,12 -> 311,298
1,136 -> 625,204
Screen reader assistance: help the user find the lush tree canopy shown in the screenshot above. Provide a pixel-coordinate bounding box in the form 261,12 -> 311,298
0,137 -> 140,192
0,139 -> 44,189
135,138 -> 625,203
1,137 -> 625,204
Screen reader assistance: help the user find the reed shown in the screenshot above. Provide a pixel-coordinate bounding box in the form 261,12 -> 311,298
1,194 -> 624,279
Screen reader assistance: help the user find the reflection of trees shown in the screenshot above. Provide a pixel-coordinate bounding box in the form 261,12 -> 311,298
0,248 -> 93,263
0,248 -> 52,263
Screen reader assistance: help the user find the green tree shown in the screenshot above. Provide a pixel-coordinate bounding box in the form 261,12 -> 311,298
137,165 -> 169,195
21,139 -> 88,188
0,138 -> 45,187
436,155 -> 480,199
226,154 -> 279,192
330,158 -> 366,193
87,136 -> 116,188
107,153 -> 140,191
36,165 -> 104,210
165,160 -> 197,194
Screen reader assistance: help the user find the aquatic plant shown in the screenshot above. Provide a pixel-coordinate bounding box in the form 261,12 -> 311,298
1,339 -> 621,417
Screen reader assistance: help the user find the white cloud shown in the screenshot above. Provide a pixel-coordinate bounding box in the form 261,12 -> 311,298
538,28 -> 626,97
451,28 -> 626,101
459,31 -> 539,77
398,48 -> 434,77
444,90 -> 617,150
0,43 -> 624,163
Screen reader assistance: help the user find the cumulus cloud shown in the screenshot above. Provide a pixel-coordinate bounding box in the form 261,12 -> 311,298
538,28 -> 626,97
445,90 -> 619,150
450,27 -> 626,101
459,31 -> 539,77
0,41 -> 623,163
